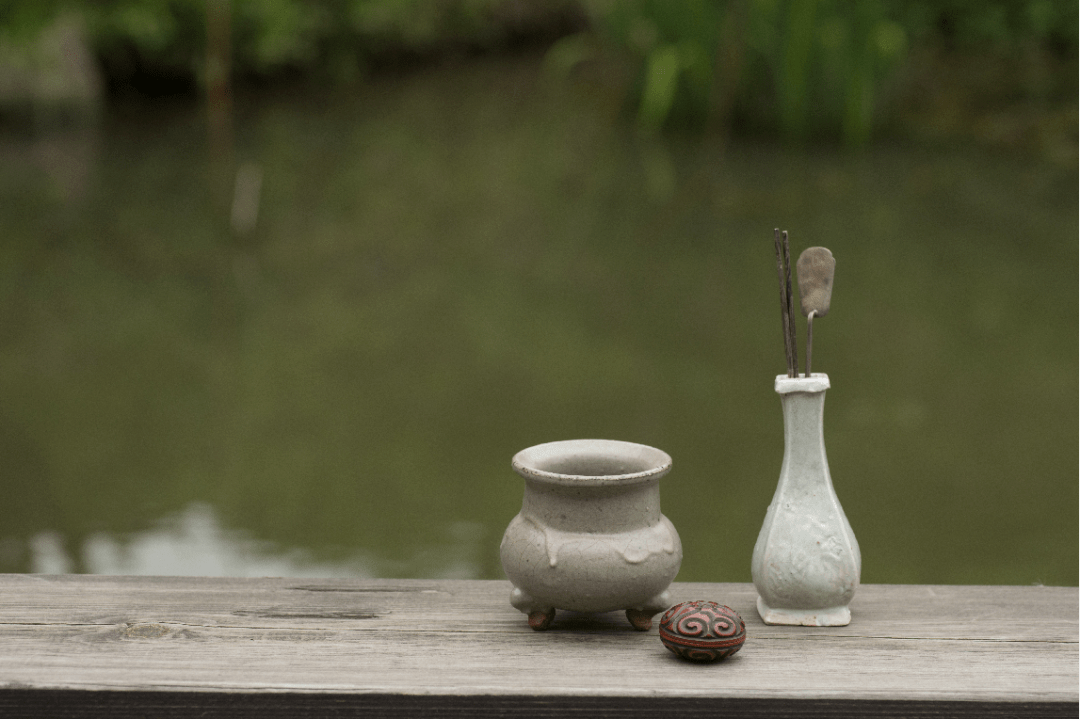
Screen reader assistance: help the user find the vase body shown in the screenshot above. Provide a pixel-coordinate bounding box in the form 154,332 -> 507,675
752,374 -> 860,626
501,439 -> 682,630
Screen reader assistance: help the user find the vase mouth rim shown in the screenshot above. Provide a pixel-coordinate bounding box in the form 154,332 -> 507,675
512,439 -> 672,486
775,373 -> 830,394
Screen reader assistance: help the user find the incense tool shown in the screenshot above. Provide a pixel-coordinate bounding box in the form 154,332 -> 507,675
796,247 -> 835,378
773,229 -> 797,377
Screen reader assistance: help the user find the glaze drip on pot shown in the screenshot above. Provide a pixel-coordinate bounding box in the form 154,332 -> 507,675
521,515 -> 678,568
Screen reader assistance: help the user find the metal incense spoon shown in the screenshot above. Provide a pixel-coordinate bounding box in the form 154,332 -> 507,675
796,247 -> 835,377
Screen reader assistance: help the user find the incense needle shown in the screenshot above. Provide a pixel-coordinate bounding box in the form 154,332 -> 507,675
773,229 -> 795,377
782,231 -> 797,377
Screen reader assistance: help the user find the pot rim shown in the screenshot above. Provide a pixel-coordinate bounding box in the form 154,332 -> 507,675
512,438 -> 672,486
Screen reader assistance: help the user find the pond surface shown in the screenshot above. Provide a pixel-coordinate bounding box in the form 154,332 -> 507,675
0,53 -> 1076,585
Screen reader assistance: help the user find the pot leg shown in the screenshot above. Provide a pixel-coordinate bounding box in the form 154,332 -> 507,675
626,589 -> 674,631
510,586 -> 556,630
625,608 -> 656,631
527,609 -> 556,631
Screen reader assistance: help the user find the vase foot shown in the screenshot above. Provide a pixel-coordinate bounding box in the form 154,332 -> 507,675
756,596 -> 851,626
527,609 -> 556,631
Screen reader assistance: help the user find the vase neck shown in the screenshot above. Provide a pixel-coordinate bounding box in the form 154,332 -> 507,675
779,388 -> 829,488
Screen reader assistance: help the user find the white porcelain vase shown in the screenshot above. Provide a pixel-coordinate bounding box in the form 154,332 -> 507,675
500,439 -> 682,631
752,374 -> 861,626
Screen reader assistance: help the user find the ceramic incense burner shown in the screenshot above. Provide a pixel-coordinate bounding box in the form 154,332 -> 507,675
752,374 -> 861,626
500,439 -> 682,631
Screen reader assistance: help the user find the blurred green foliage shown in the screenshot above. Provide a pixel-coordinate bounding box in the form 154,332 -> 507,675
566,0 -> 1077,143
0,0 -> 1075,141
0,0 -> 578,90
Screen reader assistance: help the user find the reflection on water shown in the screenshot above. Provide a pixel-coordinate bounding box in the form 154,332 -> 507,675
0,53 -> 1075,585
22,503 -> 485,578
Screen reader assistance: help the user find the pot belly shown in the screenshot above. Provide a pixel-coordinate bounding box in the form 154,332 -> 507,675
500,513 -> 682,613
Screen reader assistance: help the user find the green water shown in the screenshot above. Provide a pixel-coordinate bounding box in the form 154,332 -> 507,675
0,54 -> 1075,585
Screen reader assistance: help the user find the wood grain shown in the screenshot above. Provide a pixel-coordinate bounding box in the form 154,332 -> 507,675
0,576 -> 1075,717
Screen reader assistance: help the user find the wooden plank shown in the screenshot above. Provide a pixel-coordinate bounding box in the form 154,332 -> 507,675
0,576 -> 1075,718
0,691 -> 1075,719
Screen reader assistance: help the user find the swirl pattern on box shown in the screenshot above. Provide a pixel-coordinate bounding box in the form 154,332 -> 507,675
658,601 -> 746,662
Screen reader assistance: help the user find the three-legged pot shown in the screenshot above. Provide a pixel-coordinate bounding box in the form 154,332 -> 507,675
500,439 -> 682,631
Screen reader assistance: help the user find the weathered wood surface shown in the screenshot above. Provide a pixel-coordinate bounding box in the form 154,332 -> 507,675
0,576 -> 1075,717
